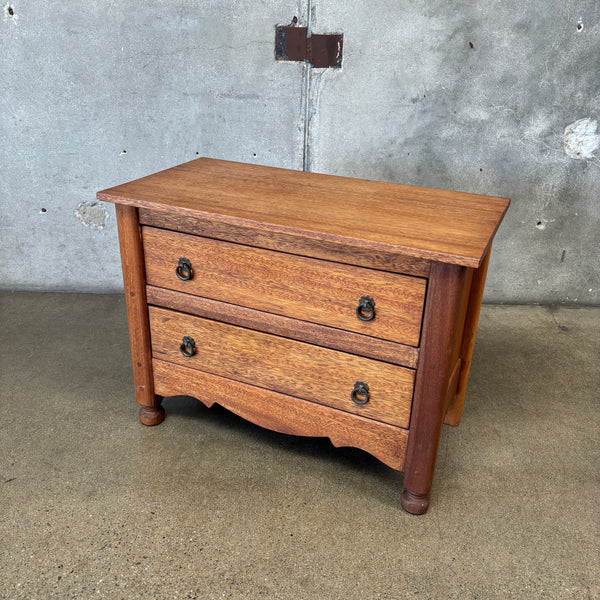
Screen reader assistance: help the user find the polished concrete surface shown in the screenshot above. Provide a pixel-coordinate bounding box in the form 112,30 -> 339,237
1,292 -> 598,599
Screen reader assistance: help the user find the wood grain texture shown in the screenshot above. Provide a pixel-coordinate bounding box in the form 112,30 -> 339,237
114,205 -> 164,425
148,306 -> 415,428
152,359 -> 408,470
100,159 -> 510,514
444,246 -> 492,426
401,262 -> 470,514
444,358 -> 463,414
98,158 -> 510,268
143,227 -> 426,347
139,209 -> 431,277
146,286 -> 420,369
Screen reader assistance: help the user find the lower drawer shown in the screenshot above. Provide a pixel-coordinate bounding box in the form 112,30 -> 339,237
148,306 -> 414,428
152,358 -> 408,470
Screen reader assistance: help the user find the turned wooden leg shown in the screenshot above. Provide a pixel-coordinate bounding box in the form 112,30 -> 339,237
116,205 -> 165,425
402,262 -> 471,515
401,490 -> 430,515
139,400 -> 166,426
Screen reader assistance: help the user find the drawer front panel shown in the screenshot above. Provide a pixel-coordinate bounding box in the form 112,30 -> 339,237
143,227 -> 426,347
149,307 -> 414,428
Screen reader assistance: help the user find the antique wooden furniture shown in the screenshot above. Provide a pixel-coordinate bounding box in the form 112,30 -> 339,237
98,158 -> 509,514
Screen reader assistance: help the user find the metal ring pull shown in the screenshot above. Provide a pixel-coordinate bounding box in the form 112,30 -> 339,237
176,257 -> 193,281
356,295 -> 375,321
180,335 -> 196,357
351,380 -> 370,405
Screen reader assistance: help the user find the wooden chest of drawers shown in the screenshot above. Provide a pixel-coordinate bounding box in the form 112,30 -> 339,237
98,158 -> 509,514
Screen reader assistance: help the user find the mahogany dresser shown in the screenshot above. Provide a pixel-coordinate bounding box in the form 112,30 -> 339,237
98,158 -> 509,514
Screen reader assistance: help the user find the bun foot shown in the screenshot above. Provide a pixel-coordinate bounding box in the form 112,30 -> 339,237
401,489 -> 430,515
138,405 -> 165,426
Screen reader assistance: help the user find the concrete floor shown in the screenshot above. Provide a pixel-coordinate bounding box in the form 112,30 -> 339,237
0,292 -> 598,599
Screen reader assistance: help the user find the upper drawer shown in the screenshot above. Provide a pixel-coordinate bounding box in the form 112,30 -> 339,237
142,227 -> 426,347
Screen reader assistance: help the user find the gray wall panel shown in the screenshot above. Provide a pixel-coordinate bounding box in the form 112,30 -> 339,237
0,1 -> 306,292
307,1 -> 599,304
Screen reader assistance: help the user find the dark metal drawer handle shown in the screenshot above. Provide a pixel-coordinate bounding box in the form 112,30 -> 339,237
356,295 -> 375,321
180,335 -> 196,357
176,257 -> 193,281
351,380 -> 370,405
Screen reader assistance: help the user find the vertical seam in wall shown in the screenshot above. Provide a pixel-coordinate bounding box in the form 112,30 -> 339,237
302,64 -> 312,172
302,0 -> 313,172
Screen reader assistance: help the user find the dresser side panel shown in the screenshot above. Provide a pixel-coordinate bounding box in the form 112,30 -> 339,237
444,245 -> 492,426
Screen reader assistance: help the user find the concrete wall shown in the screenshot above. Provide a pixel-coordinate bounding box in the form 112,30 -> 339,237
1,1 -> 598,303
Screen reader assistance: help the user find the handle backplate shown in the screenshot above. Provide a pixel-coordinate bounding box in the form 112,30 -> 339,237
356,295 -> 375,321
176,257 -> 193,281
180,335 -> 196,357
351,380 -> 370,405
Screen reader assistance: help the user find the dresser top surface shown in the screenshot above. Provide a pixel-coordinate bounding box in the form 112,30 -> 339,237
98,158 -> 509,268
